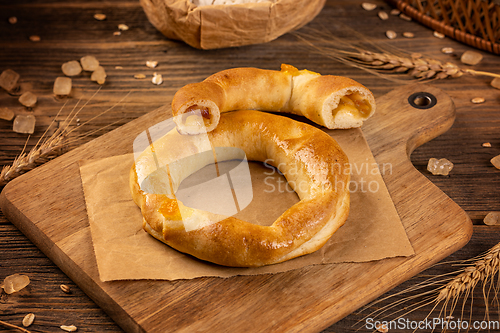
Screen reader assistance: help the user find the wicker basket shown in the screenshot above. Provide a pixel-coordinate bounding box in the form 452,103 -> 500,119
388,0 -> 500,54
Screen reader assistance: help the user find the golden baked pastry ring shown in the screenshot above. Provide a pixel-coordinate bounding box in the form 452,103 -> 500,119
130,110 -> 350,267
172,64 -> 376,135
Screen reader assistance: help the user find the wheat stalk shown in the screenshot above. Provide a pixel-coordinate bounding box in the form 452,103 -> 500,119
0,88 -> 132,188
0,98 -> 71,188
357,243 -> 500,332
335,49 -> 500,81
292,26 -> 500,331
434,243 -> 500,320
0,132 -> 67,187
293,28 -> 500,82
0,319 -> 31,333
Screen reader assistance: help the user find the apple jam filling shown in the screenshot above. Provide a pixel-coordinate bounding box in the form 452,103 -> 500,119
182,105 -> 212,130
336,92 -> 372,119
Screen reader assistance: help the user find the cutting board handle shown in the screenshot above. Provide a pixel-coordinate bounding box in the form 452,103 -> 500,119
364,83 -> 455,159
362,82 -> 472,253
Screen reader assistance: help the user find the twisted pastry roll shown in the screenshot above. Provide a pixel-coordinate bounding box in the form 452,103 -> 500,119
131,110 -> 350,267
172,64 -> 375,134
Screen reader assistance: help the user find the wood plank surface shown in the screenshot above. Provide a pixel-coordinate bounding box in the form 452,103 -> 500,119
1,0 -> 499,332
0,81 -> 472,332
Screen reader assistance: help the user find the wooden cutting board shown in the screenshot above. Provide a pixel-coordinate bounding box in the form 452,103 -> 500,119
0,83 -> 472,333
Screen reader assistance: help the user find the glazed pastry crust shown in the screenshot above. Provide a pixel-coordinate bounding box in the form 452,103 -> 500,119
131,110 -> 350,267
171,64 -> 375,134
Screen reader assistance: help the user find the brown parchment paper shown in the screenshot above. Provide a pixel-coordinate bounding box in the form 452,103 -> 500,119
139,0 -> 326,49
79,129 -> 414,281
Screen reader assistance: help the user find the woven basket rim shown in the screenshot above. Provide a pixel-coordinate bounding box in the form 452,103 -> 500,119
392,0 -> 500,55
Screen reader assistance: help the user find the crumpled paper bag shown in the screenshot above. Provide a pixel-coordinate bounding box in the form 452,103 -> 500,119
79,128 -> 415,281
139,0 -> 326,49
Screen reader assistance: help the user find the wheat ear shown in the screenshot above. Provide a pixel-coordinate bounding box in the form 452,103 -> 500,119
0,100 -> 70,188
293,28 -> 500,82
0,134 -> 67,187
357,242 -> 500,332
434,242 -> 500,320
0,88 -> 131,188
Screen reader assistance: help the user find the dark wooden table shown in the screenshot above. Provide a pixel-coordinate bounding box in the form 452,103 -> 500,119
1,0 -> 499,332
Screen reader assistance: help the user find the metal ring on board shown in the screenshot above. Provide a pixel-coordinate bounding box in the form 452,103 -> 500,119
408,92 -> 437,109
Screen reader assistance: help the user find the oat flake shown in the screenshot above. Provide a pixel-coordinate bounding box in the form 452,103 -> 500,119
23,313 -> 35,327
491,77 -> 500,90
60,284 -> 71,294
152,73 -> 163,85
378,11 -> 388,20
433,31 -> 445,39
376,323 -> 389,333
94,13 -> 106,21
441,47 -> 454,54
362,2 -> 377,11
146,60 -> 158,68
60,325 -> 77,332
399,13 -> 412,21
385,30 -> 397,39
